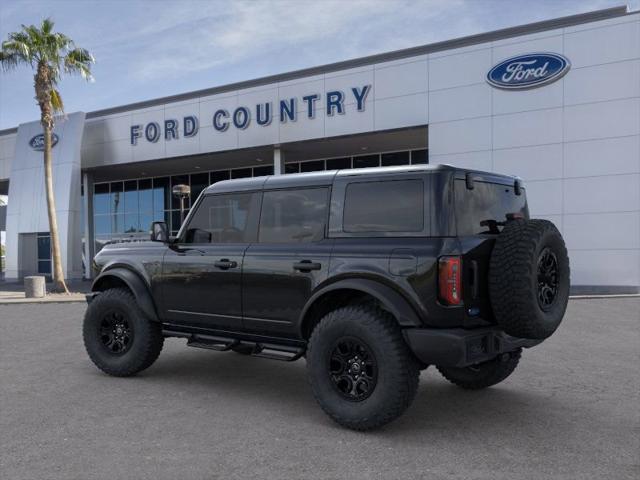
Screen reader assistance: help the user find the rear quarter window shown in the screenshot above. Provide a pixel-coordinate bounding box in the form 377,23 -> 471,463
343,179 -> 424,233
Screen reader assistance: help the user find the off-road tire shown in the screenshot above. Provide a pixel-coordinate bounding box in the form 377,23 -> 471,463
83,288 -> 164,377
306,305 -> 420,431
489,219 -> 570,340
437,349 -> 521,390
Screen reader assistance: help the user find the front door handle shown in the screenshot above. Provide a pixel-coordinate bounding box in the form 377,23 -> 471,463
214,259 -> 238,270
293,260 -> 321,272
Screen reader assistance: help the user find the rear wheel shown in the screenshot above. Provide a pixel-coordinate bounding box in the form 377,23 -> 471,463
437,349 -> 521,390
306,305 -> 420,431
83,288 -> 164,377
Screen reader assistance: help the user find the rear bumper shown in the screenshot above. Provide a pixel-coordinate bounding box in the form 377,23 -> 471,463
403,327 -> 542,368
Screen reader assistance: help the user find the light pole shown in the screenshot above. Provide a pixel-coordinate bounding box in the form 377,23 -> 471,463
172,184 -> 191,226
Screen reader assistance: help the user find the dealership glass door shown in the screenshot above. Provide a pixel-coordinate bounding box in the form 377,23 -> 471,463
37,232 -> 51,276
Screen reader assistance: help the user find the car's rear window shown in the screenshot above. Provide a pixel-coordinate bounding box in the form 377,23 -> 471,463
343,179 -> 424,233
455,179 -> 528,235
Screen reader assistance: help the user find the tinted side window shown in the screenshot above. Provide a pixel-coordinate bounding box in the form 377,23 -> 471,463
184,193 -> 258,243
343,180 -> 424,233
259,188 -> 329,243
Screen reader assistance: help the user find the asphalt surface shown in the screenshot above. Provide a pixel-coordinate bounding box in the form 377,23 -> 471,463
1,298 -> 638,480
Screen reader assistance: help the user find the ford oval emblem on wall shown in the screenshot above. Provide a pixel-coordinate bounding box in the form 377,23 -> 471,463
29,133 -> 59,151
487,53 -> 570,90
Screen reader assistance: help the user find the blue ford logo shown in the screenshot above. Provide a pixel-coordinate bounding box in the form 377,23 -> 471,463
487,53 -> 570,90
29,133 -> 59,151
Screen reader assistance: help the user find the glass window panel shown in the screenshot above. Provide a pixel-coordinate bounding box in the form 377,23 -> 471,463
285,163 -> 300,174
111,213 -> 125,234
231,168 -> 252,179
124,213 -> 140,233
171,175 -> 190,209
94,215 -> 111,235
37,235 -> 51,260
124,180 -> 138,213
138,179 -> 153,213
381,151 -> 410,166
190,172 -> 209,202
343,180 -> 424,233
210,170 -> 230,184
140,214 -> 154,234
259,188 -> 328,243
326,157 -> 351,170
411,149 -> 428,164
184,193 -> 258,243
253,165 -> 274,177
300,160 -> 325,173
110,182 -> 123,216
94,183 -> 110,215
153,177 -> 170,211
353,154 -> 380,168
38,260 -> 51,275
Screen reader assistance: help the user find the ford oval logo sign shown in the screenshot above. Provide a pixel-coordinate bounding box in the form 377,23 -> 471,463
29,133 -> 59,151
487,53 -> 570,90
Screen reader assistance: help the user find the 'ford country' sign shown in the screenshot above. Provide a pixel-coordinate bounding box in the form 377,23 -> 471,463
29,133 -> 59,151
487,53 -> 570,90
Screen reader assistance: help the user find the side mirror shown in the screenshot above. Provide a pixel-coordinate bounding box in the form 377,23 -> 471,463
150,221 -> 169,242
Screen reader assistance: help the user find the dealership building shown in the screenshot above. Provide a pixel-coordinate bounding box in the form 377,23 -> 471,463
0,5 -> 638,293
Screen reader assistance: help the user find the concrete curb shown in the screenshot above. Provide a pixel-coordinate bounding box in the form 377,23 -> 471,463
0,295 -> 86,305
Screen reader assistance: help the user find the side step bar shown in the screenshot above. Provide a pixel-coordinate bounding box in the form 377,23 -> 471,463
163,329 -> 305,362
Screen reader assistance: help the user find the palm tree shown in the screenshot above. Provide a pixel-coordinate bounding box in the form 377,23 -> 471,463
0,18 -> 94,293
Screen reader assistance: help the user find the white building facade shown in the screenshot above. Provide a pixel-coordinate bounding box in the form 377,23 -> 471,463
0,6 -> 638,293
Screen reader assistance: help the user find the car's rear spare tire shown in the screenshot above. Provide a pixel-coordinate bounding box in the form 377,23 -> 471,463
489,219 -> 570,340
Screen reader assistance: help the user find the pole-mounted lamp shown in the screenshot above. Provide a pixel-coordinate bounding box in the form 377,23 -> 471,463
172,184 -> 191,226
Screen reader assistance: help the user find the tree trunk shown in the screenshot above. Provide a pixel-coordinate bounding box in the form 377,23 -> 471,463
43,122 -> 68,293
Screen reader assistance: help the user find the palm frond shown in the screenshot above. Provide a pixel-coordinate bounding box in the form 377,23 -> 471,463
64,47 -> 94,81
50,88 -> 64,113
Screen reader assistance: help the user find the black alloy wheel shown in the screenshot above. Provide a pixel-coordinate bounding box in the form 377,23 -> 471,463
329,337 -> 378,402
537,247 -> 559,310
99,309 -> 133,355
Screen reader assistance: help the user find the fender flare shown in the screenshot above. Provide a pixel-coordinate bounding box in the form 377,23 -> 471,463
299,278 -> 422,335
91,267 -> 159,322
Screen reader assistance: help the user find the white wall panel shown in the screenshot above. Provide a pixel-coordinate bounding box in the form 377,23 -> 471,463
524,179 -> 563,215
564,20 -> 640,68
493,143 -> 562,180
564,98 -> 640,142
428,48 -> 492,90
279,112 -> 325,144
374,60 -> 427,100
563,174 -> 640,214
324,68 -> 374,107
493,108 -> 562,149
199,124 -> 238,153
564,135 -> 640,178
430,150 -> 492,171
492,80 -> 563,115
325,103 -> 374,138
429,116 -> 491,155
428,83 -> 491,123
374,93 -> 428,131
563,212 -> 640,250
564,60 -> 640,106
102,113 -> 134,143
568,249 -> 640,286
492,34 -> 563,63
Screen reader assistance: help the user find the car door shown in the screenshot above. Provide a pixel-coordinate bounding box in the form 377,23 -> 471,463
160,191 -> 260,330
242,187 -> 333,336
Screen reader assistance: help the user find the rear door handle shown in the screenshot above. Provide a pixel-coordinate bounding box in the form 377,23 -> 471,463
214,259 -> 238,270
293,260 -> 321,272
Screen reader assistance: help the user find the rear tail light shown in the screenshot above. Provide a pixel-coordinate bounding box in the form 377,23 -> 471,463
438,256 -> 462,305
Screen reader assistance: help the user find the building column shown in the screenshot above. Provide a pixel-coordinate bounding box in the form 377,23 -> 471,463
82,171 -> 94,279
273,146 -> 285,175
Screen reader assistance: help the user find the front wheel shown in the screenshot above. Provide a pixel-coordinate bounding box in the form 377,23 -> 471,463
437,349 -> 521,390
83,288 -> 164,377
306,305 -> 420,431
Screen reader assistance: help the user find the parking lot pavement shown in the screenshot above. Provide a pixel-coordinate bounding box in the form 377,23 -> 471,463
1,298 -> 638,480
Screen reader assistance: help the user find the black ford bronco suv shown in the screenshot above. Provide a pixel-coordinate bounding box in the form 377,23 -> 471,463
84,164 -> 570,430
